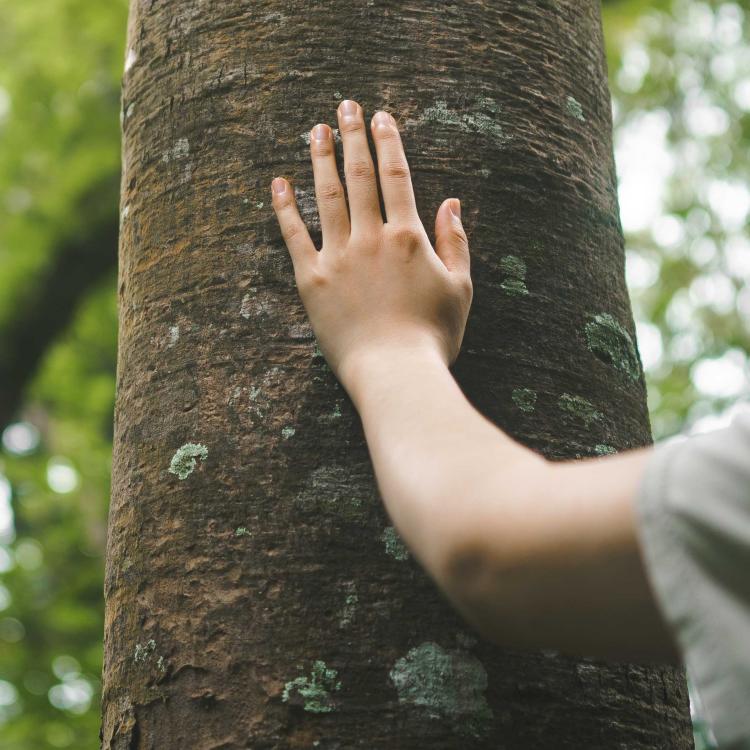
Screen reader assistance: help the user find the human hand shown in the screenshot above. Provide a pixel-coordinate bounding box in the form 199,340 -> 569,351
270,99 -> 473,394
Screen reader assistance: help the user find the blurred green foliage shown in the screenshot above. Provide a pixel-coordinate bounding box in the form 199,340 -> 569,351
610,0 -> 750,444
1,0 -> 746,747
0,0 -> 125,746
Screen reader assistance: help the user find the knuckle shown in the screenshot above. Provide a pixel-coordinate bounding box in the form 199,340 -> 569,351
299,268 -> 327,293
374,127 -> 400,147
447,225 -> 468,245
382,160 -> 410,180
316,181 -> 344,203
386,224 -> 423,251
282,220 -> 304,243
456,273 -> 473,298
339,117 -> 365,135
275,193 -> 295,210
311,138 -> 334,156
346,158 -> 375,181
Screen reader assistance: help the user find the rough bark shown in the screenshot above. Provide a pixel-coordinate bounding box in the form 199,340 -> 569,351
104,1 -> 694,748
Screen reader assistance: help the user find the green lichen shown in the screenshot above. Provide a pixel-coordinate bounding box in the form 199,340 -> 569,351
281,426 -> 296,440
134,640 -> 167,672
283,660 -> 341,713
168,443 -> 208,480
389,642 -> 493,738
501,279 -> 529,296
421,97 -> 507,145
584,313 -> 640,381
235,526 -> 251,537
499,255 -> 529,296
381,526 -> 409,561
499,255 -> 526,277
594,444 -> 616,456
134,640 -> 156,663
338,589 -> 358,629
558,394 -> 603,427
512,388 -> 537,414
566,95 -> 586,122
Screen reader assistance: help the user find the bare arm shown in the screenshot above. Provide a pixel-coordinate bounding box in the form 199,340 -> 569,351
271,98 -> 681,666
344,344 -> 680,665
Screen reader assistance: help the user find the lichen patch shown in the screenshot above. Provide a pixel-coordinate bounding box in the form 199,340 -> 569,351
584,313 -> 640,381
381,526 -> 409,561
512,388 -> 537,413
283,660 -> 341,713
594,444 -> 616,456
389,642 -> 493,738
134,640 -> 167,672
566,95 -> 586,122
168,443 -> 208,480
417,97 -> 508,146
499,255 -> 529,296
558,394 -> 603,426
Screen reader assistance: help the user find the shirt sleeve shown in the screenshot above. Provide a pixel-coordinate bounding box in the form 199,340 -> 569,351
634,407 -> 750,750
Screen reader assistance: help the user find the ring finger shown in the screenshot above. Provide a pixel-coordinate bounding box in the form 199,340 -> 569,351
337,99 -> 382,234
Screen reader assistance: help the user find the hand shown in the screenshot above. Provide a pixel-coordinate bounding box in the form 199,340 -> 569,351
270,98 -> 473,393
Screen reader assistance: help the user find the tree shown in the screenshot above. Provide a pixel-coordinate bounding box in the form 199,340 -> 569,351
103,1 -> 693,747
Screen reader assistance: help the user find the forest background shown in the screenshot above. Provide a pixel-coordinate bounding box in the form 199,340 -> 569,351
0,0 -> 747,747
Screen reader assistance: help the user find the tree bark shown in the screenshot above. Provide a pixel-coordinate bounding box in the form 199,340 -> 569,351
104,2 -> 694,748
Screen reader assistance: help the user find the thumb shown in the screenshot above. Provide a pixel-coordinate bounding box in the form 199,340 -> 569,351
434,198 -> 470,274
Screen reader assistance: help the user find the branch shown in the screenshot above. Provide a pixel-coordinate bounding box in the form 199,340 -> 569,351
0,173 -> 119,430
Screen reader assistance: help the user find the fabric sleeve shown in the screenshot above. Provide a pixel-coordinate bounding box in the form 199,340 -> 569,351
634,407 -> 750,750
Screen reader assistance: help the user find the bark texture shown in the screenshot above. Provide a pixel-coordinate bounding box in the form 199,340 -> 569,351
104,1 -> 694,747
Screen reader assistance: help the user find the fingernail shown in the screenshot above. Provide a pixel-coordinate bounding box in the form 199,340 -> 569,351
272,177 -> 286,195
339,99 -> 358,117
312,123 -> 330,141
372,111 -> 391,128
450,199 -> 461,219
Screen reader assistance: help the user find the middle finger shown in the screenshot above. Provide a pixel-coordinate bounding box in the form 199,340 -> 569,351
337,99 -> 383,234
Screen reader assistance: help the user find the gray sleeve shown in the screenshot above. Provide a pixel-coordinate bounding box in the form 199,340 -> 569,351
634,408 -> 750,750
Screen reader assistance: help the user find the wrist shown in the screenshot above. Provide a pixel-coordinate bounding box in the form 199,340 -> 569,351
338,338 -> 450,411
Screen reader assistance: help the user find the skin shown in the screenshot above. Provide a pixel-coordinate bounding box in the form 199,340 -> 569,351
271,99 -> 681,665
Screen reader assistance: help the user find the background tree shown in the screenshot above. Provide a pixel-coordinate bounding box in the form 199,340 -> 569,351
102,1 -> 692,747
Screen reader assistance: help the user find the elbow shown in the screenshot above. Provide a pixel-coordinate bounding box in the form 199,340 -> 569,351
433,526 -> 501,615
431,459 -> 556,645
437,536 -> 513,645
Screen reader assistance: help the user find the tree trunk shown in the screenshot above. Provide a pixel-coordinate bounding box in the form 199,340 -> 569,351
103,1 -> 694,748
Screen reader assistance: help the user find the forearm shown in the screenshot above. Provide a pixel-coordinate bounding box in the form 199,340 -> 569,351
343,343 -> 541,574
343,346 -> 680,664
